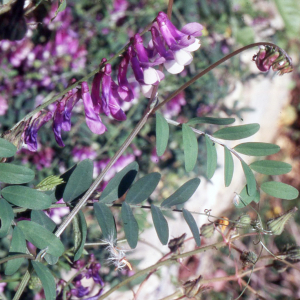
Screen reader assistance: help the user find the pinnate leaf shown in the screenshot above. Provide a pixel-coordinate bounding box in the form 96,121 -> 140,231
151,205 -> 169,245
182,124 -> 198,172
212,124 -> 260,140
234,142 -> 280,156
261,181 -> 299,200
156,112 -> 169,156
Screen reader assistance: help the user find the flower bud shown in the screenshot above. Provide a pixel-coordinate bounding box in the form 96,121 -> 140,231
236,214 -> 251,228
240,251 -> 257,267
28,276 -> 42,291
279,245 -> 300,263
267,207 -> 298,235
168,233 -> 186,253
200,223 -> 215,238
182,275 -> 210,299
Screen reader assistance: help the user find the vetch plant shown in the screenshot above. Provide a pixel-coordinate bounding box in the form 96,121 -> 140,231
0,1 -> 299,300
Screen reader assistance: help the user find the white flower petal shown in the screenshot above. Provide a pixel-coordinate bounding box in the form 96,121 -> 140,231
174,49 -> 193,66
141,84 -> 154,98
183,38 -> 201,52
144,67 -> 160,85
164,60 -> 184,74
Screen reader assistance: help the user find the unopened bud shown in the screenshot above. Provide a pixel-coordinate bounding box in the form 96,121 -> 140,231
200,223 -> 215,238
168,233 -> 186,253
182,275 -> 210,299
267,207 -> 298,235
240,251 -> 257,267
236,214 -> 251,228
280,245 -> 300,263
28,276 -> 42,291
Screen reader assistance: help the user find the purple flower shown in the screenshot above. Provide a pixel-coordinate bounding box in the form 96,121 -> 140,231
0,95 -> 8,116
70,282 -> 89,298
24,111 -> 53,152
162,91 -> 186,118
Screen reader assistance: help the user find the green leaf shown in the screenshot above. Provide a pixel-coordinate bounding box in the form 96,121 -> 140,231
0,163 -> 35,184
205,135 -> 217,179
31,211 -> 56,232
51,0 -> 67,22
151,205 -> 169,245
99,161 -> 139,204
224,147 -> 234,187
94,202 -> 116,241
250,160 -> 292,175
187,117 -> 235,126
156,112 -> 169,156
73,210 -> 87,261
121,202 -> 139,249
234,186 -> 260,208
182,124 -> 198,172
126,173 -> 161,204
1,186 -> 52,210
212,124 -> 260,140
32,261 -> 56,300
5,227 -> 27,276
0,199 -> 14,238
44,254 -> 59,266
161,178 -> 200,208
261,181 -> 299,200
234,142 -> 280,156
35,175 -> 64,191
182,209 -> 201,246
0,138 -> 17,157
241,161 -> 256,196
17,221 -> 64,257
63,159 -> 93,202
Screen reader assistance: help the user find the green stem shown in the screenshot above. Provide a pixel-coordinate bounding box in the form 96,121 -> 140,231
12,270 -> 31,300
0,254 -> 35,265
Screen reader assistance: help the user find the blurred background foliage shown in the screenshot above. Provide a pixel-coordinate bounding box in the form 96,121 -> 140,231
1,0 -> 300,299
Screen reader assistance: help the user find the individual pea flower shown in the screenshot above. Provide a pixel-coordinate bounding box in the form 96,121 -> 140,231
240,251 -> 257,267
168,233 -> 186,253
200,223 -> 215,238
24,110 -> 53,151
182,275 -> 210,299
266,207 -> 298,235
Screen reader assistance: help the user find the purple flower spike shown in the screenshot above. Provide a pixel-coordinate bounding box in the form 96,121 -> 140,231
81,82 -> 107,135
24,111 -> 53,151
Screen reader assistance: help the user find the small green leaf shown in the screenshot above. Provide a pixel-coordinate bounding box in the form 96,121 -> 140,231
234,186 -> 260,208
126,173 -> 161,204
121,202 -> 139,249
205,135 -> 217,179
1,186 -> 52,210
213,124 -> 260,140
5,227 -> 27,276
0,199 -> 14,238
100,161 -> 139,204
151,205 -> 169,245
187,117 -> 235,126
94,202 -> 117,241
182,124 -> 198,172
241,161 -> 256,196
261,181 -> 299,200
63,159 -> 93,202
73,210 -> 87,261
161,178 -> 200,208
250,160 -> 292,175
156,112 -> 169,156
17,221 -> 64,257
234,142 -> 280,156
35,175 -> 64,191
182,209 -> 201,246
224,147 -> 234,187
0,138 -> 17,157
32,261 -> 56,300
31,211 -> 56,232
44,254 -> 59,266
0,163 -> 34,184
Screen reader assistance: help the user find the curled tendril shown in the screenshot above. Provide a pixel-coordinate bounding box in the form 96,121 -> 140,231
204,209 -> 214,223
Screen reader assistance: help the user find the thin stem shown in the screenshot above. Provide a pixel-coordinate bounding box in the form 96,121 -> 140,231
0,254 -> 35,265
153,42 -> 280,113
240,279 -> 267,300
12,270 -> 31,300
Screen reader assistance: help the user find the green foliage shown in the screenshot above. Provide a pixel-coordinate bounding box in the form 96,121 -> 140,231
234,142 -> 280,156
32,261 -> 56,300
99,161 -> 139,204
0,138 -> 17,157
224,147 -> 234,187
212,124 -> 260,140
125,172 -> 161,204
5,227 -> 27,276
235,186 -> 260,208
161,178 -> 200,208
0,199 -> 14,238
35,175 -> 64,192
261,181 -> 299,200
249,160 -> 292,175
182,208 -> 201,246
94,202 -> 117,241
1,186 -> 52,210
241,161 -> 256,196
17,221 -> 65,257
31,211 -> 56,232
187,117 -> 235,126
205,135 -> 217,179
73,210 -> 87,261
0,163 -> 34,184
182,124 -> 198,172
121,202 -> 139,249
151,205 -> 169,245
156,112 -> 169,156
63,159 -> 93,202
